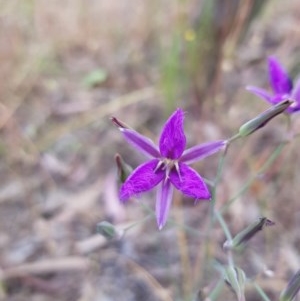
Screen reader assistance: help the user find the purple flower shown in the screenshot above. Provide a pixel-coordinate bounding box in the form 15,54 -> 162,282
246,56 -> 300,113
112,109 -> 226,229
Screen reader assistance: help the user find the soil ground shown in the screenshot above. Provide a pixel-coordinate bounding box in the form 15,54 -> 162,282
0,1 -> 300,300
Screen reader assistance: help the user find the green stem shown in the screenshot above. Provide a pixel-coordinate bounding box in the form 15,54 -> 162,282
214,210 -> 232,242
227,133 -> 242,144
199,147 -> 229,282
208,279 -> 225,301
124,214 -> 152,232
211,146 -> 228,214
214,210 -> 234,267
220,141 -> 287,213
253,282 -> 272,301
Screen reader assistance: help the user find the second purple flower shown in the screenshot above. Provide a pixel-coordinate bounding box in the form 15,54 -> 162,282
247,56 -> 300,113
112,109 -> 226,229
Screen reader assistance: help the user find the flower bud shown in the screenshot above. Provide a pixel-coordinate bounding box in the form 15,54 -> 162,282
115,153 -> 133,184
238,99 -> 292,137
223,217 -> 275,251
96,221 -> 120,239
280,270 -> 300,301
224,266 -> 246,301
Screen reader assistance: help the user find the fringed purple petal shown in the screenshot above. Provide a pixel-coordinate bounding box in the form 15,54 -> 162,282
169,163 -> 211,200
120,159 -> 164,201
156,180 -> 174,230
268,56 -> 293,94
159,108 -> 186,159
181,140 -> 226,165
120,128 -> 160,158
246,86 -> 274,104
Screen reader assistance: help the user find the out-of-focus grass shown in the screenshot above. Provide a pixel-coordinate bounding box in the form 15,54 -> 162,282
159,0 -> 268,114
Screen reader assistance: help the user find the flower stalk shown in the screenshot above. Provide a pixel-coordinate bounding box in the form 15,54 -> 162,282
238,99 -> 293,137
223,217 -> 275,251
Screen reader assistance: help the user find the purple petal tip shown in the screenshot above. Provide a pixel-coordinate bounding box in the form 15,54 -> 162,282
268,56 -> 293,94
181,140 -> 226,165
159,108 -> 187,159
246,86 -> 274,104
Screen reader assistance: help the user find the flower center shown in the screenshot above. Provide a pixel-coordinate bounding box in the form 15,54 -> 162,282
155,158 -> 181,182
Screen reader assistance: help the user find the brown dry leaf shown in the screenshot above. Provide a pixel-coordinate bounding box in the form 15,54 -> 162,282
2,257 -> 90,280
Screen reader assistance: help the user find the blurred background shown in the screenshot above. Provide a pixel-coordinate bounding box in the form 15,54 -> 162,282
0,0 -> 300,300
